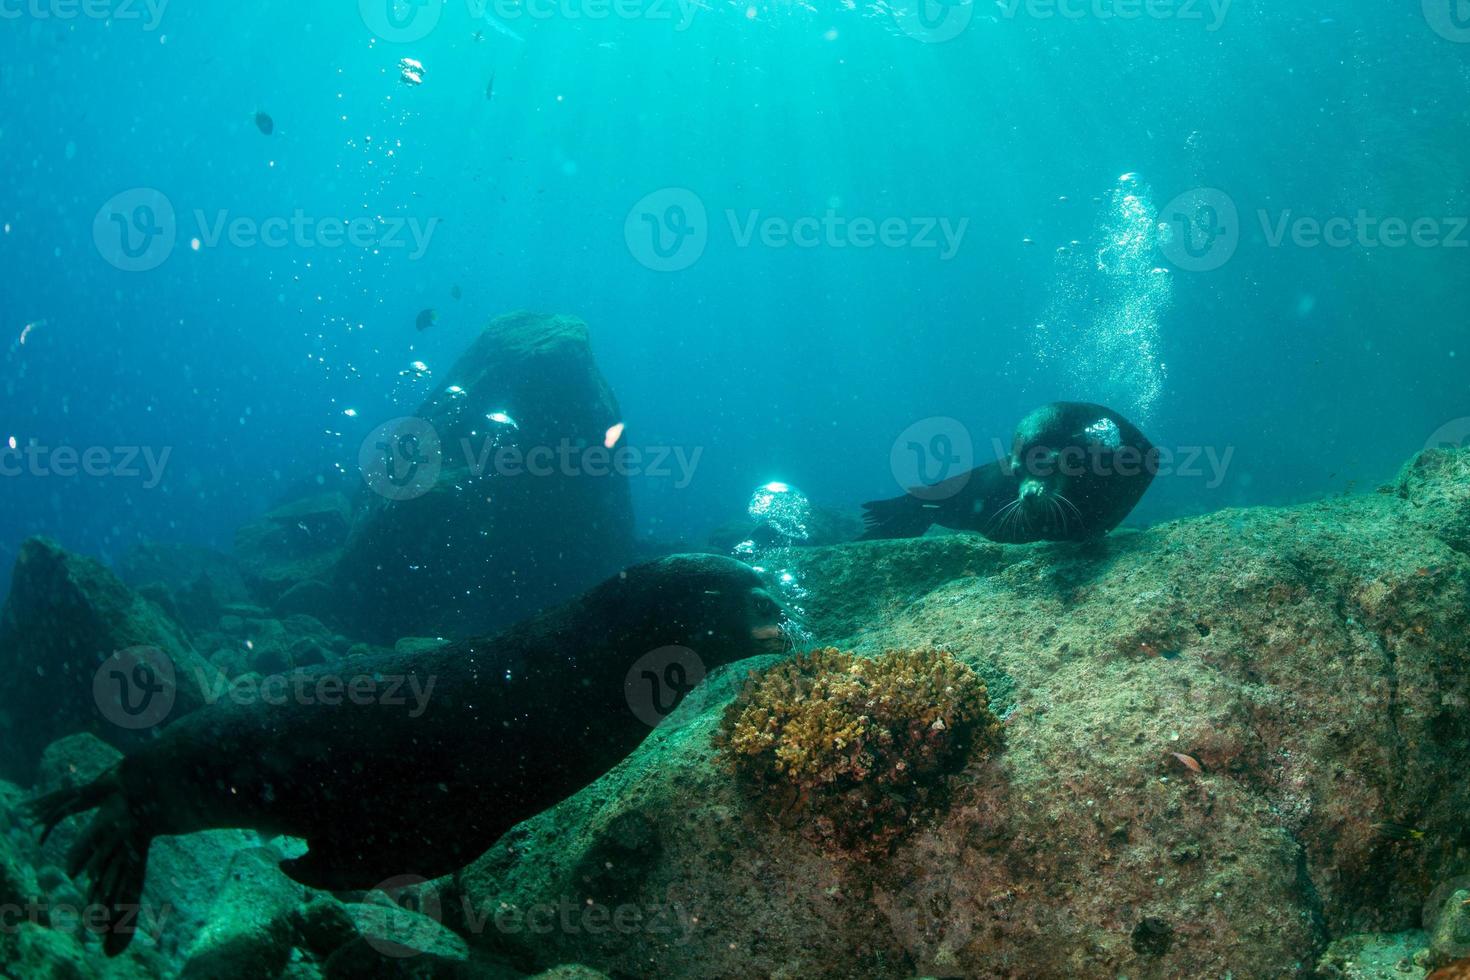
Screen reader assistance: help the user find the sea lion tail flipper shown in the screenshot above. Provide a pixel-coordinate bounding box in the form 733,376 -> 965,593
24,768 -> 121,844
29,772 -> 152,957
70,795 -> 153,956
860,492 -> 935,540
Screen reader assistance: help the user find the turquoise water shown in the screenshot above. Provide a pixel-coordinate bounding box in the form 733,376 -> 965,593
2,3 -> 1468,576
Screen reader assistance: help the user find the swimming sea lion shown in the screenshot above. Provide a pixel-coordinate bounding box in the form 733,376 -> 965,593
28,554 -> 785,955
862,402 -> 1158,542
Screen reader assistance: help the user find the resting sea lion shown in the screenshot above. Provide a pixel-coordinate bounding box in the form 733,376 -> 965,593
863,402 -> 1158,542
28,554 -> 785,955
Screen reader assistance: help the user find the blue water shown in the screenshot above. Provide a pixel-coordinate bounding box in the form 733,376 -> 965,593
2,1 -> 1468,591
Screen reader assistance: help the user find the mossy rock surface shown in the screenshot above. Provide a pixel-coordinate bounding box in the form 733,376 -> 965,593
459,449 -> 1470,979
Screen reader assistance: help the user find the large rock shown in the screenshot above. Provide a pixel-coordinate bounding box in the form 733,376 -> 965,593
334,312 -> 636,641
178,847 -> 306,980
0,540 -> 219,783
114,543 -> 254,635
457,448 -> 1470,978
233,493 -> 353,610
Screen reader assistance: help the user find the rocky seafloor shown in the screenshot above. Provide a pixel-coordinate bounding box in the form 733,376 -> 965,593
2,445 -> 1469,979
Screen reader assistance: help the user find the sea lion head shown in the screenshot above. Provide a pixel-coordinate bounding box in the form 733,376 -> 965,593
590,554 -> 787,666
1000,402 -> 1157,540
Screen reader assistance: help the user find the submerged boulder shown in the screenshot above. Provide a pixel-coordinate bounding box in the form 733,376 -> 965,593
457,448 -> 1470,979
334,312 -> 636,641
0,539 -> 218,783
233,492 -> 353,611
114,542 -> 254,635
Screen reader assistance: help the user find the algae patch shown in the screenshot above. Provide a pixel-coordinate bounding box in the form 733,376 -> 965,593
714,647 -> 1000,854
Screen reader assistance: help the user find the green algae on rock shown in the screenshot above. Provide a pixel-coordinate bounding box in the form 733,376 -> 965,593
454,447 -> 1470,979
714,647 -> 1000,854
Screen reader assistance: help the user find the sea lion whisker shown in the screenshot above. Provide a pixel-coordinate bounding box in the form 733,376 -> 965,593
1048,496 -> 1066,532
1056,493 -> 1086,528
987,499 -> 1021,535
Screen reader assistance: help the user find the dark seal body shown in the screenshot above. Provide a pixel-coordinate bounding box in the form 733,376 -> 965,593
862,402 -> 1158,543
29,554 -> 784,955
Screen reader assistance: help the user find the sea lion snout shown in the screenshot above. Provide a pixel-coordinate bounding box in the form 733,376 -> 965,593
751,622 -> 786,652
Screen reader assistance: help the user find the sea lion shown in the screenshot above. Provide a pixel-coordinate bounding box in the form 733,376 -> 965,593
28,554 -> 785,955
862,402 -> 1158,543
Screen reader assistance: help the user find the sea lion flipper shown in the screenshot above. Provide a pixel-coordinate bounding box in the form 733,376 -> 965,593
860,493 -> 934,540
63,792 -> 151,956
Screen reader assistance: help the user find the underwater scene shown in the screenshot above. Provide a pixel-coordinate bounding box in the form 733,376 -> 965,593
2,1 -> 1470,977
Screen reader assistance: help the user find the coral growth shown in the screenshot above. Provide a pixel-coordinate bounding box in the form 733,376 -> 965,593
714,647 -> 1000,853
